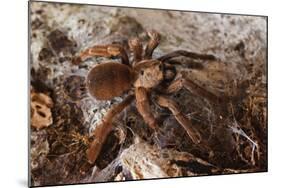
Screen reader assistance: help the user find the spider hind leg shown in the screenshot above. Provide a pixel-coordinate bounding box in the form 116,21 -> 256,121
73,44 -> 129,66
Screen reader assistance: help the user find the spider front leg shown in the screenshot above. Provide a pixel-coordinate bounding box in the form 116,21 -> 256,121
164,73 -> 221,104
158,50 -> 217,62
144,30 -> 161,59
72,44 -> 129,66
86,94 -> 134,164
128,37 -> 143,65
156,95 -> 201,144
135,87 -> 159,130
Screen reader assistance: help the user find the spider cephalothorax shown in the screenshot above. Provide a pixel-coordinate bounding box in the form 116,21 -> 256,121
72,30 -> 220,164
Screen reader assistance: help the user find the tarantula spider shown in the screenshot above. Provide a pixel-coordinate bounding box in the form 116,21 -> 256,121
73,30 -> 220,164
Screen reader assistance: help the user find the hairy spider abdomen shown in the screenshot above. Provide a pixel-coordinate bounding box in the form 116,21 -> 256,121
86,62 -> 133,100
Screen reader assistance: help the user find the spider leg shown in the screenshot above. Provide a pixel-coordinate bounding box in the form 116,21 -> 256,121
164,59 -> 205,70
156,95 -> 201,144
133,59 -> 162,72
135,87 -> 159,130
86,94 -> 134,164
73,44 -> 129,66
158,50 -> 217,62
164,73 -> 222,104
128,37 -> 143,65
144,30 -> 161,59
